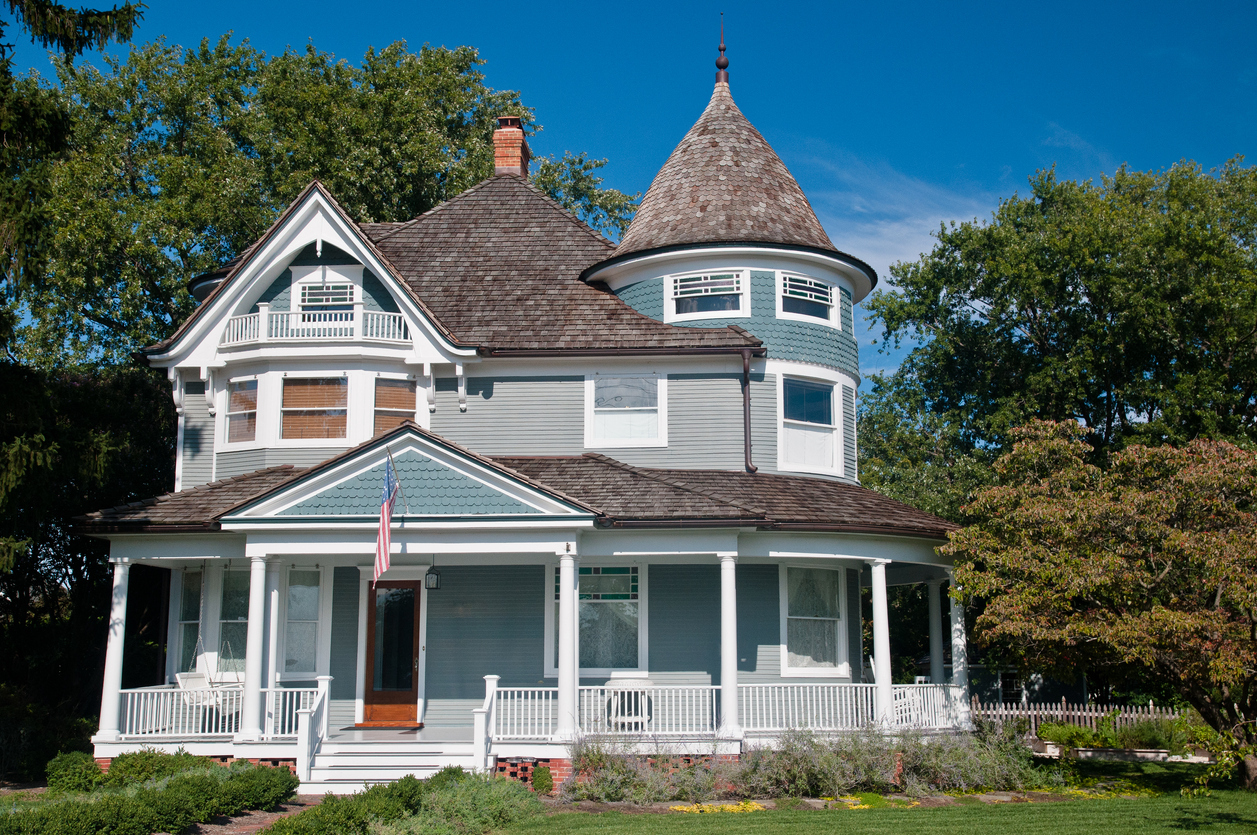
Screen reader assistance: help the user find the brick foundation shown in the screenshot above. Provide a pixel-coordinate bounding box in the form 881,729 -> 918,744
494,757 -> 572,795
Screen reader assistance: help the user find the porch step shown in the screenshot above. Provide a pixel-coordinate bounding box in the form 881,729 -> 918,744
308,745 -> 479,787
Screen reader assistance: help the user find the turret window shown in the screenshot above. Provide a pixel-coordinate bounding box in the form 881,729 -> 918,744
665,270 -> 748,322
778,273 -> 838,327
780,377 -> 839,473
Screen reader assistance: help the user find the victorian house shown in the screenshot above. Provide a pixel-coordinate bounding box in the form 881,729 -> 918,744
81,52 -> 969,789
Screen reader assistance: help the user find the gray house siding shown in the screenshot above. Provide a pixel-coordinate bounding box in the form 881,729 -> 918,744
329,567 -> 360,722
180,382 -> 214,490
736,563 -> 781,681
749,374 -> 777,475
425,565 -> 547,703
432,376 -> 584,455
842,385 -> 857,482
648,565 -> 720,686
215,448 -> 347,480
614,375 -> 744,470
847,568 -> 863,682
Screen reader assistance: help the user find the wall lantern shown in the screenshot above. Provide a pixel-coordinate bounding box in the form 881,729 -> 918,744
425,558 -> 441,590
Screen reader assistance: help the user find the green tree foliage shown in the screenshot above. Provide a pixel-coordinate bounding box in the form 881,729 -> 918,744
945,420 -> 1257,788
533,151 -> 640,238
13,36 -> 636,365
0,0 -> 142,351
0,362 -> 174,777
860,159 -> 1257,517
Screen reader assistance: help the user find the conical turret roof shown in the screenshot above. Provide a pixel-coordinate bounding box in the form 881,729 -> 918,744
615,81 -> 836,257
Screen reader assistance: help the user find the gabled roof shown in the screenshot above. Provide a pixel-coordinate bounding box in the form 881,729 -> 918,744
613,81 -> 837,259
360,175 -> 760,353
78,434 -> 956,540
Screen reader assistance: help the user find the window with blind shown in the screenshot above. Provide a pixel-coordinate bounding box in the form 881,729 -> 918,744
783,567 -> 844,672
374,378 -> 416,435
226,380 -> 257,443
281,378 -> 347,439
781,377 -> 838,473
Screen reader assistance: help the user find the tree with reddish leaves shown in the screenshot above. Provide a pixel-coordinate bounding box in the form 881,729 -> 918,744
946,420 -> 1257,788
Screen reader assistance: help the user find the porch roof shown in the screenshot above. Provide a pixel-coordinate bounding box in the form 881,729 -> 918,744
77,426 -> 956,539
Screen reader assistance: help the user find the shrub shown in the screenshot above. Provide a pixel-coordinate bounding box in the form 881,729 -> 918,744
531,766 -> 553,795
0,763 -> 298,835
101,748 -> 214,788
265,772 -> 541,835
561,738 -> 726,803
733,727 -> 1057,799
46,751 -> 102,794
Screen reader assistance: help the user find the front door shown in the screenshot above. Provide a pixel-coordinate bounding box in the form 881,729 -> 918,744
362,580 -> 422,725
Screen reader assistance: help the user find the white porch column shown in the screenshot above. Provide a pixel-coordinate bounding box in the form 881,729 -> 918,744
868,559 -> 892,725
265,561 -> 282,690
948,571 -> 969,691
555,546 -> 578,739
718,552 -> 741,737
928,578 -> 945,684
239,555 -> 270,740
95,560 -> 131,742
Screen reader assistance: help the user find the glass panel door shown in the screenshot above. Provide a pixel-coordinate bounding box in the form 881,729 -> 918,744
362,580 -> 421,724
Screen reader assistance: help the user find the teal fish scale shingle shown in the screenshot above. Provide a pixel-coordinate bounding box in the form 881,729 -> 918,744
613,273 -> 859,379
285,450 -> 534,515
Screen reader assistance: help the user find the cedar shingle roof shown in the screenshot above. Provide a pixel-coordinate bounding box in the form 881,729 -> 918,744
77,466 -> 303,531
360,176 -> 760,353
79,444 -> 954,540
614,81 -> 836,258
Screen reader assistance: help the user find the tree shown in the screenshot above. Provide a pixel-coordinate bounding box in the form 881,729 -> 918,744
13,36 -> 637,365
0,0 -> 142,351
865,160 -> 1257,462
945,420 -> 1257,788
533,151 -> 639,238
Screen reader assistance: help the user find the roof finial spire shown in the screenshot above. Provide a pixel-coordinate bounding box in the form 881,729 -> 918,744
715,13 -> 729,84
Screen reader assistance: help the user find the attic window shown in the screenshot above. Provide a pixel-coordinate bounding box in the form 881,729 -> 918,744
300,282 -> 354,310
665,271 -> 747,322
779,274 -> 835,324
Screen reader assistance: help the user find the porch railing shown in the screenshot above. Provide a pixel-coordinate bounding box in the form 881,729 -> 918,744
295,677 -> 332,783
494,687 -> 559,739
739,683 -> 877,732
577,685 -> 720,736
222,305 -> 409,346
893,684 -> 966,729
117,684 -> 321,740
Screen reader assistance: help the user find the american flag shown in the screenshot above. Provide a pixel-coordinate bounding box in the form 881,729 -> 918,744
373,458 -> 400,583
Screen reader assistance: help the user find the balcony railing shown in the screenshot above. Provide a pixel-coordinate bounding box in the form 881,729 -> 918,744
221,303 -> 409,347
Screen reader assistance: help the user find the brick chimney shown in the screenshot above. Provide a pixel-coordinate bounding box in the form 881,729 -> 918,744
493,115 -> 531,177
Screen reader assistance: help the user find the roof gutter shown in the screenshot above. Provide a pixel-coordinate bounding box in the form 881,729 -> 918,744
73,522 -> 223,535
487,345 -> 766,358
767,522 -> 955,539
600,517 -> 770,529
741,348 -> 757,473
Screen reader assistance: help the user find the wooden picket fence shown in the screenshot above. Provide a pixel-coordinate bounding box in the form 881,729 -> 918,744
970,697 -> 1181,737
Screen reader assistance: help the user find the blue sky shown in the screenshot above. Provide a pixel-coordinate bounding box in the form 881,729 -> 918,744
9,0 -> 1255,376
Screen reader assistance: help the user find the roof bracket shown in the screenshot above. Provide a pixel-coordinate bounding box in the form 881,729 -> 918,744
202,367 -> 215,416
424,363 -> 436,413
456,364 -> 467,412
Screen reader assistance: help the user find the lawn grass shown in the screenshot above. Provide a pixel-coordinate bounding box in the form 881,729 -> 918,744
507,762 -> 1257,835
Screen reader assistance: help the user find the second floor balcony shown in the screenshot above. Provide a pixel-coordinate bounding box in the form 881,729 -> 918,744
222,303 -> 410,347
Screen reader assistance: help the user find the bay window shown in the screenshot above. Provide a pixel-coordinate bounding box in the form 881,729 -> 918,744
226,379 -> 257,443
374,378 -> 416,435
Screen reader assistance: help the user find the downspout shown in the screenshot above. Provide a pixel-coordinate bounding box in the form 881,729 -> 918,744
741,349 -> 757,473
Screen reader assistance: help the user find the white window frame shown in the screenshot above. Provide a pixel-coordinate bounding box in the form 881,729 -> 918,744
779,564 -> 850,679
776,271 -> 839,328
223,376 -> 259,446
216,567 -> 250,680
544,563 -> 649,678
583,373 -> 668,449
777,374 -> 841,476
278,566 -> 324,680
278,374 -> 350,444
663,269 -> 750,323
167,569 -> 204,680
372,373 -> 419,436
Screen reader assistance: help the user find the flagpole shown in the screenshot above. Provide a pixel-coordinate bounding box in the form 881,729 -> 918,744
384,445 -> 411,515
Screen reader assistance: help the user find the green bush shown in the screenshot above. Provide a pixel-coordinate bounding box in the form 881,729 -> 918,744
561,739 -> 727,803
732,727 -> 1058,798
46,751 -> 102,794
1036,712 -> 1214,754
531,766 -> 553,795
101,748 -> 214,788
0,762 -> 298,835
264,772 -> 541,835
